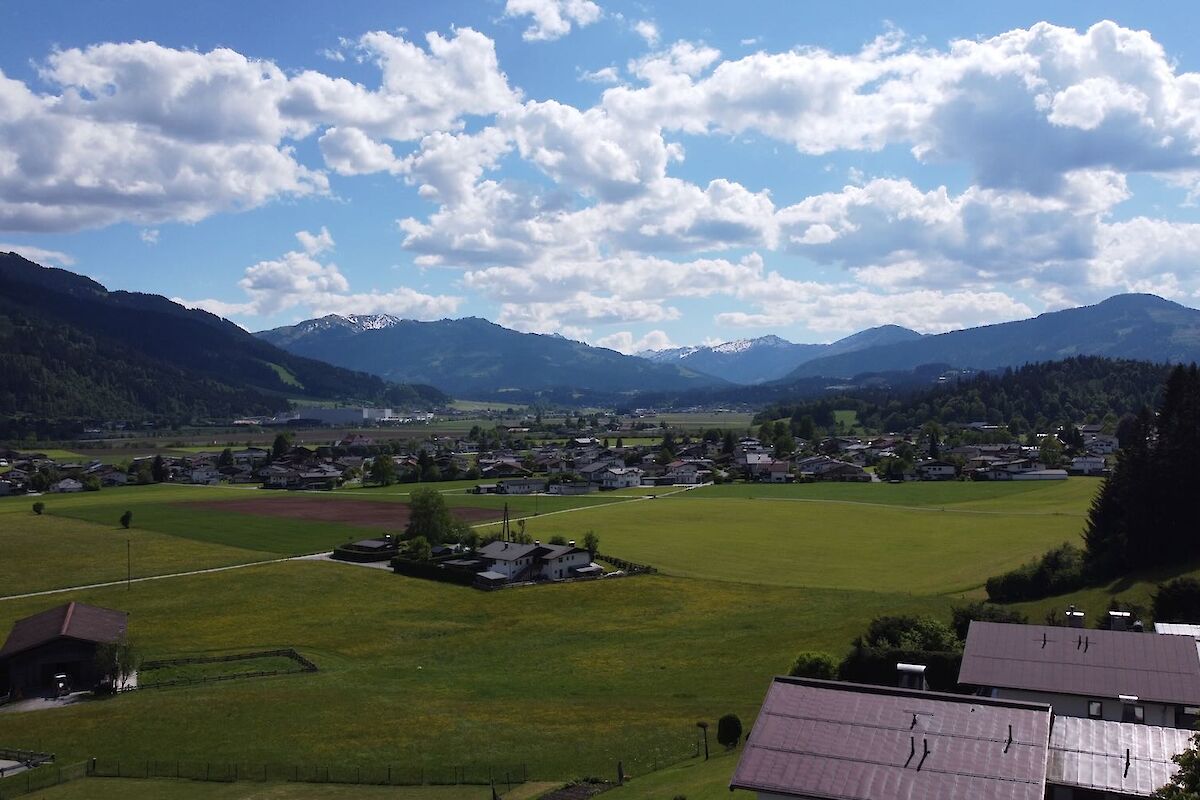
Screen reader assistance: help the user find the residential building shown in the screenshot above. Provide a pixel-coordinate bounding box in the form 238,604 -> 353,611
915,459 -> 957,480
959,620 -> 1200,729
476,540 -> 594,582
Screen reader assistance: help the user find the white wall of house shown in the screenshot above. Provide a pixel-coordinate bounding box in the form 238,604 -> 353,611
995,688 -> 1179,728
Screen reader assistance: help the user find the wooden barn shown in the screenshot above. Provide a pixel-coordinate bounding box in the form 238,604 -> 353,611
0,602 -> 128,698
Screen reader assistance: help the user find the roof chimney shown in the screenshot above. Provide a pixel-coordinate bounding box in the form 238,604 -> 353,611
568,540 -> 576,547
1066,605 -> 1085,628
1109,611 -> 1131,631
897,663 -> 928,691
534,540 -> 540,546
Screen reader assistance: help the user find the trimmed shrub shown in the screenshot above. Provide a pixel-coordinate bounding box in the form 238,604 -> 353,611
789,651 -> 838,680
32,501 -> 44,515
717,714 -> 743,749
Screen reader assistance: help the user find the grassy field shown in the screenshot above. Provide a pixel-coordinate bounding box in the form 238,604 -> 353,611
28,778 -> 526,799
0,477 -> 1112,799
0,563 -> 950,779
692,477 -> 1100,514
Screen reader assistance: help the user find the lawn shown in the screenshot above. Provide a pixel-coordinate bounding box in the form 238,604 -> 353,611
0,510 -> 270,597
28,777 -> 518,799
478,493 -> 1090,595
691,478 -> 1099,515
0,562 -> 951,780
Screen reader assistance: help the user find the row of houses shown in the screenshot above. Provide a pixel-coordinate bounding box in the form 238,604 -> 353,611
731,612 -> 1200,800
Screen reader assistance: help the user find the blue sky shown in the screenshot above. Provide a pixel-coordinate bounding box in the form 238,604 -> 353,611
2,1 -> 1200,352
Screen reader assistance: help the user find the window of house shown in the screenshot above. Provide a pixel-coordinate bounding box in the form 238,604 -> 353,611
1123,704 -> 1145,724
1087,701 -> 1103,719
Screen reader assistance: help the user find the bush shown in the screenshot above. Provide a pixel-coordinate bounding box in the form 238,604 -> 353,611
32,501 -> 44,515
717,714 -> 743,749
950,602 -> 1028,640
119,510 -> 133,529
789,651 -> 838,680
985,543 -> 1087,603
857,615 -> 960,653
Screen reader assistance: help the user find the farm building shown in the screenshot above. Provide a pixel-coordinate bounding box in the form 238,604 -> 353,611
0,602 -> 128,698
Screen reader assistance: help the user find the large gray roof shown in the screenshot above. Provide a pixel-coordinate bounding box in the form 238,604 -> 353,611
729,677 -> 1051,800
1047,716 -> 1192,796
959,622 -> 1200,705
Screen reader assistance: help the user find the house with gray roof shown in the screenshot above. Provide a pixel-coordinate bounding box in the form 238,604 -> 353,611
476,540 -> 595,583
959,620 -> 1200,729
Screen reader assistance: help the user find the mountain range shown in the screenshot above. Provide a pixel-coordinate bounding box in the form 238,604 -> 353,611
259,294 -> 1200,403
257,315 -> 722,398
780,293 -> 1200,380
640,326 -> 923,384
0,253 -> 444,425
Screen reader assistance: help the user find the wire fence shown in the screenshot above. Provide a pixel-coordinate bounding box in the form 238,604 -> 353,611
134,648 -> 317,691
0,760 -> 84,800
85,759 -> 532,788
0,729 -> 702,798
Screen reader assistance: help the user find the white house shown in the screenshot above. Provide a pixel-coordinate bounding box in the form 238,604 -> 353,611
190,467 -> 221,485
600,466 -> 643,489
1070,455 -> 1106,475
915,460 -> 956,480
476,540 -> 594,582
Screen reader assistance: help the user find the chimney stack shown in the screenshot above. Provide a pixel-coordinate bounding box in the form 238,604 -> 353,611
897,663 -> 928,691
1109,611 -> 1131,631
1066,605 -> 1085,628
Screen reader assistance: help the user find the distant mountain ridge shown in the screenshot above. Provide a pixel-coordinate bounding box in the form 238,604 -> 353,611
782,294 -> 1200,380
641,326 -> 923,384
0,253 -> 445,424
257,315 -> 725,399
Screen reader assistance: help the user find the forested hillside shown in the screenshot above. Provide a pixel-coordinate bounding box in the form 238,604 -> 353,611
755,357 -> 1172,434
0,253 -> 445,433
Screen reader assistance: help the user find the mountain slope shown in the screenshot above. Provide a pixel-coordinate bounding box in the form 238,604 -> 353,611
642,326 -> 923,384
0,253 -> 444,422
783,294 -> 1200,380
257,316 -> 726,398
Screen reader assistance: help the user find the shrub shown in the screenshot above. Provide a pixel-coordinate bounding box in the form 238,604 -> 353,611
985,543 -> 1087,603
407,536 -> 432,561
857,615 -> 960,653
32,501 -> 44,515
950,602 -> 1028,640
789,651 -> 838,680
119,510 -> 133,529
1153,578 -> 1200,623
717,714 -> 743,749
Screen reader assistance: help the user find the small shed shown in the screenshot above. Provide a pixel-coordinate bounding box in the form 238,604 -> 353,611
0,602 -> 128,697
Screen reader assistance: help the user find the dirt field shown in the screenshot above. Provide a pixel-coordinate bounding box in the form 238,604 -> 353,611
179,496 -> 501,530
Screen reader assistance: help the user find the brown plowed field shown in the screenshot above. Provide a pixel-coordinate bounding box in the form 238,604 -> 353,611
179,496 -> 500,530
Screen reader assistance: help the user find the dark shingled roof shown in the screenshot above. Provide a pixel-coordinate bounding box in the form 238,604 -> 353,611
0,602 -> 128,660
959,622 -> 1200,705
730,676 -> 1051,800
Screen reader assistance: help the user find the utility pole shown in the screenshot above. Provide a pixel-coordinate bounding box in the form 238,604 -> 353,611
127,539 -> 131,590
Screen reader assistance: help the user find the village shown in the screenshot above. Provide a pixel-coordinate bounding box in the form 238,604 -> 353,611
0,415 -> 1117,497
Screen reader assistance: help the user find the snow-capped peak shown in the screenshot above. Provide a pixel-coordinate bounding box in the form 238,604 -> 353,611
344,313 -> 403,331
711,335 -> 792,354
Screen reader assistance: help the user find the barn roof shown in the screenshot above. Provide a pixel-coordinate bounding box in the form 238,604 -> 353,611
0,602 -> 127,660
959,622 -> 1200,705
730,676 -> 1052,800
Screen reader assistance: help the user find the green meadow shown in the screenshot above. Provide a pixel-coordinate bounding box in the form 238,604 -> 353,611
0,477 -> 1143,800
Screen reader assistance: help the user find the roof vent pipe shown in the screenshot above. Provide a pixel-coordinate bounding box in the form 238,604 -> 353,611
1066,605 -> 1086,628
